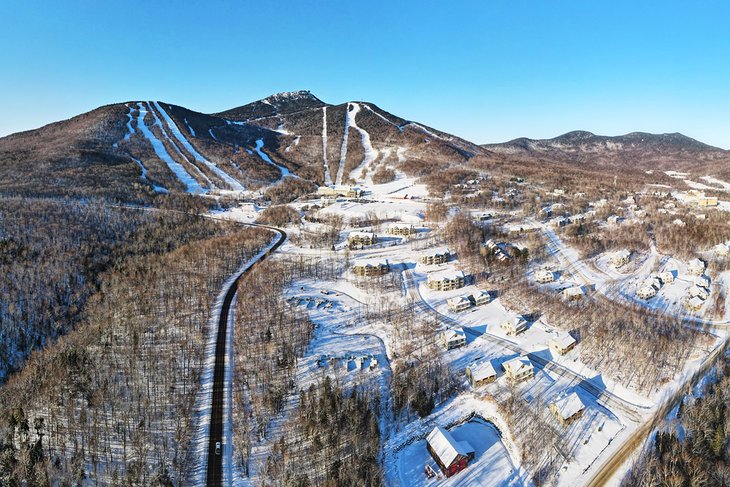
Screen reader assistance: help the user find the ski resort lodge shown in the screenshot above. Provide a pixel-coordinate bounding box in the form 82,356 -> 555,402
316,185 -> 362,198
425,426 -> 475,478
352,258 -> 389,277
427,270 -> 467,291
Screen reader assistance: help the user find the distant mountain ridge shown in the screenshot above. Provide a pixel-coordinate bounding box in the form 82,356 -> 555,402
482,130 -> 730,172
1,91 -> 729,203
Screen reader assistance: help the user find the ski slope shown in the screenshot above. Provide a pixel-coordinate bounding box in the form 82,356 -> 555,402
322,106 -> 333,185
335,103 -> 353,185
153,102 -> 245,191
254,139 -> 292,179
135,102 -> 205,194
347,103 -> 379,183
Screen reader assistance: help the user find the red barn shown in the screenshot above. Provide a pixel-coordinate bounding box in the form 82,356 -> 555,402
426,426 -> 475,478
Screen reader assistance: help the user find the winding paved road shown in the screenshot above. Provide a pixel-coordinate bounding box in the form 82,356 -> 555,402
205,223 -> 286,487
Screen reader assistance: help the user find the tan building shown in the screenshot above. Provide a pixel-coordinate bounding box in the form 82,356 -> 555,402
387,223 -> 415,236
685,296 -> 705,311
347,231 -> 376,247
440,328 -> 467,350
549,392 -> 586,425
352,258 -> 389,276
636,285 -> 657,300
503,356 -> 534,384
447,296 -> 472,313
659,270 -> 677,284
466,360 -> 497,388
427,270 -> 467,291
562,286 -> 585,301
549,332 -> 577,355
317,185 -> 362,198
501,317 -> 529,336
420,247 -> 452,265
469,290 -> 492,306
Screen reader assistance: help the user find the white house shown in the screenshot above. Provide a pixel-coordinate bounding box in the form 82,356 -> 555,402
549,332 -> 577,355
501,317 -> 529,336
610,249 -> 631,268
503,356 -> 534,384
549,392 -> 586,425
535,269 -> 556,284
694,275 -> 711,290
636,285 -> 658,300
440,328 -> 467,350
714,242 -> 730,257
687,258 -> 706,276
447,296 -> 472,313
466,360 -> 497,387
685,296 -> 705,311
659,270 -> 677,284
688,285 -> 709,301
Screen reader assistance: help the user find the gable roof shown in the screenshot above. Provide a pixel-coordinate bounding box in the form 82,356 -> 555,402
503,356 -> 532,375
426,426 -> 474,467
468,360 -> 497,382
551,392 -> 586,420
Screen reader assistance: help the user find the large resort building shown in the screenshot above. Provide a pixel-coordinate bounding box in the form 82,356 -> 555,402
352,258 -> 389,276
316,185 -> 362,198
386,223 -> 415,236
420,247 -> 452,265
347,231 -> 376,247
427,270 -> 467,291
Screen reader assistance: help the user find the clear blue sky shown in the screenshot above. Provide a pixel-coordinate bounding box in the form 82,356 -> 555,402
2,1 -> 729,147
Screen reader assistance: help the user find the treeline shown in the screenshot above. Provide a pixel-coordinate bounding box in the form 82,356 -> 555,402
261,377 -> 382,487
0,197 -> 221,383
0,217 -> 272,485
624,357 -> 730,486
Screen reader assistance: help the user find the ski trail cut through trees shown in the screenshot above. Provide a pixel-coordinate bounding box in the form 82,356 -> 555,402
134,102 -> 205,194
335,103 -> 353,185
154,102 -> 245,191
254,139 -> 294,180
347,103 -> 379,182
124,104 -> 134,141
363,104 -> 402,132
146,102 -> 214,189
322,106 -> 333,185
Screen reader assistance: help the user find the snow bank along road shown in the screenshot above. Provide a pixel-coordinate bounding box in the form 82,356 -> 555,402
205,223 -> 287,487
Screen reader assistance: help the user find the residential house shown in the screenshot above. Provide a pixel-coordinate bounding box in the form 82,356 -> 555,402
636,285 -> 657,300
503,356 -> 534,384
447,296 -> 472,313
688,285 -> 709,301
610,250 -> 631,268
501,316 -> 529,336
549,332 -> 577,355
440,328 -> 467,350
428,270 -> 467,291
685,296 -> 705,311
469,290 -> 492,306
714,242 -> 730,257
562,286 -> 585,301
659,270 -> 677,284
694,275 -> 711,290
687,258 -> 706,276
535,269 -> 556,284
549,392 -> 586,425
466,361 -> 497,387
426,426 -> 475,478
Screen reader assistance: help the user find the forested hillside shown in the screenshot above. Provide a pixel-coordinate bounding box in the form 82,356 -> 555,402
0,203 -> 273,484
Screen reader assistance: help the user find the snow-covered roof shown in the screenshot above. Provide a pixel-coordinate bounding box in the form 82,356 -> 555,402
442,328 -> 466,342
447,296 -> 471,307
503,356 -> 532,376
470,290 -> 491,301
352,257 -> 388,268
563,286 -> 585,297
468,361 -> 497,382
348,231 -> 375,239
612,249 -> 631,260
687,296 -> 705,309
551,392 -> 585,421
688,285 -> 709,299
423,246 -> 451,256
637,285 -> 657,297
551,332 -> 576,350
688,258 -> 706,269
426,426 -> 474,468
428,269 -> 466,281
694,275 -> 711,289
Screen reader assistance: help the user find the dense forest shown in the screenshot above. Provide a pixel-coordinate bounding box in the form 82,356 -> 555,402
623,356 -> 730,486
0,198 -> 273,485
